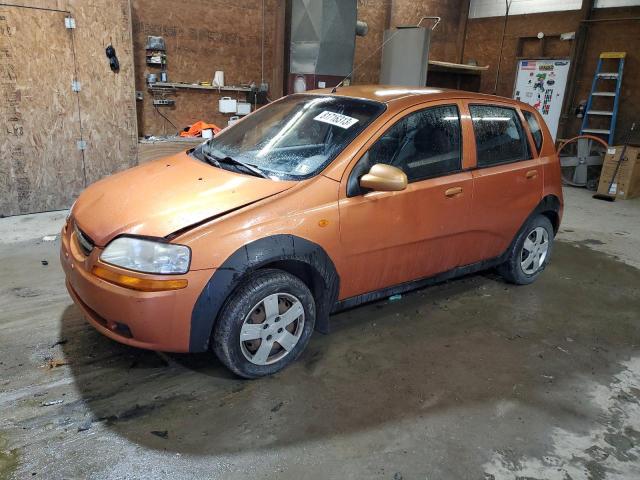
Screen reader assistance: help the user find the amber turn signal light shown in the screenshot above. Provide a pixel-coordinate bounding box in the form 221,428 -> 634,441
92,266 -> 188,292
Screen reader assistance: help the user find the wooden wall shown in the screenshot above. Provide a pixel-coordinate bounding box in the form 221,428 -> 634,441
0,0 -> 137,216
353,0 -> 467,84
131,0 -> 282,136
132,0 -> 466,136
463,5 -> 640,143
71,1 -> 139,185
571,8 -> 640,142
352,0 -> 388,85
3,0 -> 638,216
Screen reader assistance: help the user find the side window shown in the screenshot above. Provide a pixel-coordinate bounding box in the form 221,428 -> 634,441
469,105 -> 531,167
523,110 -> 543,154
348,105 -> 462,195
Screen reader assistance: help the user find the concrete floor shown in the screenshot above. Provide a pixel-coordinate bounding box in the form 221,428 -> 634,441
1,187 -> 639,479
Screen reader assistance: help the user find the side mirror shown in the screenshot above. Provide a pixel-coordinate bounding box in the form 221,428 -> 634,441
359,163 -> 408,192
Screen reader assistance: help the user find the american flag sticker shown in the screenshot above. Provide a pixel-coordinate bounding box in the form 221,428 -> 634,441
521,61 -> 537,70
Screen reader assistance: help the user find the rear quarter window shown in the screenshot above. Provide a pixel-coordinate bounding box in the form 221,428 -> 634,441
469,104 -> 531,167
523,110 -> 543,154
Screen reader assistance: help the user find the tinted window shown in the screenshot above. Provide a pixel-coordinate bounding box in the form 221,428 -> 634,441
523,110 -> 543,153
352,105 -> 461,190
470,105 -> 531,167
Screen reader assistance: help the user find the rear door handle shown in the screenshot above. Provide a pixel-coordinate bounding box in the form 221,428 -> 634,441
525,170 -> 539,179
445,186 -> 463,198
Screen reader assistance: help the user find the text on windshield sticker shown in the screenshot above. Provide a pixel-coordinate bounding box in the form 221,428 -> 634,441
313,111 -> 359,129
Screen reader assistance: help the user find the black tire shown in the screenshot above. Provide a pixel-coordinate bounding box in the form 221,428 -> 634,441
498,214 -> 554,285
212,268 -> 315,379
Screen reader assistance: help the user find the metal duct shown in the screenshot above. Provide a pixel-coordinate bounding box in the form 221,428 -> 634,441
289,0 -> 357,76
380,27 -> 431,87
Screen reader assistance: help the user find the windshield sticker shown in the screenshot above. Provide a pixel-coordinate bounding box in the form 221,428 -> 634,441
313,111 -> 359,129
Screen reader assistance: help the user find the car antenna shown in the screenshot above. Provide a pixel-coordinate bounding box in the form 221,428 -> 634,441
331,15 -> 441,94
331,29 -> 401,93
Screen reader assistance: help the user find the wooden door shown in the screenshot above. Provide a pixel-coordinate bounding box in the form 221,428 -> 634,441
0,6 -> 84,216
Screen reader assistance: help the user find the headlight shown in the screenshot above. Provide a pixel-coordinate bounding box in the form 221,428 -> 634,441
100,237 -> 191,274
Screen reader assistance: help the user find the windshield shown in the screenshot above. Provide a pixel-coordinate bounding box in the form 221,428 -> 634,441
197,94 -> 386,180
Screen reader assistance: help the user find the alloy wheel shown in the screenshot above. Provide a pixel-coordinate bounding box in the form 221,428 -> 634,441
520,227 -> 549,275
520,226 -> 549,275
239,293 -> 305,365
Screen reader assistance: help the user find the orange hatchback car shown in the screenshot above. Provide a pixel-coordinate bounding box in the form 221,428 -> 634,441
61,86 -> 563,378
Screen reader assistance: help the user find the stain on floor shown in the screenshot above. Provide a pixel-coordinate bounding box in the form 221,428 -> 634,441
1,240 -> 639,479
0,433 -> 19,480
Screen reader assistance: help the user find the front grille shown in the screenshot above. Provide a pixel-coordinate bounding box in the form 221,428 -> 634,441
74,223 -> 95,256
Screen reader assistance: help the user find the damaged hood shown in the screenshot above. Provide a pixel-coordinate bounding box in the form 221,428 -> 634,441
73,152 -> 295,246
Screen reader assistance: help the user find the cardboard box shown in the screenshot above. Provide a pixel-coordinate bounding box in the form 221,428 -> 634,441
596,145 -> 640,199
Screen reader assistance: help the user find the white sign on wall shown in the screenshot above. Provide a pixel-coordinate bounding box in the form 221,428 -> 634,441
513,59 -> 571,140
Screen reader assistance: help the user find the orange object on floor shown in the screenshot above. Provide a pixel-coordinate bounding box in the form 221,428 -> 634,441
179,121 -> 221,137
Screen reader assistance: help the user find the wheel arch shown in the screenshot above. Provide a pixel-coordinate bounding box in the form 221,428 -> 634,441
189,235 -> 340,352
499,194 -> 561,267
535,194 -> 561,234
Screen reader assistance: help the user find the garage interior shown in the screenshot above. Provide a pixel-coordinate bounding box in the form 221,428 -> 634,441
1,0 -> 640,478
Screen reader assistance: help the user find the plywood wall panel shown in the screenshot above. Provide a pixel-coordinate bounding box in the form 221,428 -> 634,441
0,0 -> 137,216
70,0 -> 138,185
0,6 -> 84,215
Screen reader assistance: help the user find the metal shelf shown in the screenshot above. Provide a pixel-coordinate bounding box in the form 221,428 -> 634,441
149,82 -> 252,93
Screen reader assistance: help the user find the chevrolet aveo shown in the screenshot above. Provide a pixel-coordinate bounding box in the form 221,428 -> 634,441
61,86 -> 563,378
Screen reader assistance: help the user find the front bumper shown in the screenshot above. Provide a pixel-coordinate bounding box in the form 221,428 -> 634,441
60,222 -> 213,352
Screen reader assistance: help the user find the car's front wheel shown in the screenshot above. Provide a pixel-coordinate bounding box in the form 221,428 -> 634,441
212,269 -> 316,378
498,214 -> 554,285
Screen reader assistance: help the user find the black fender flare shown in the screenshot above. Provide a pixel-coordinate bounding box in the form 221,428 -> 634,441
189,235 -> 340,352
499,194 -> 562,264
530,194 -> 561,233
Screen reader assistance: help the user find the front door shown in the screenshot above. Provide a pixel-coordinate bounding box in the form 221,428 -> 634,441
338,103 -> 474,299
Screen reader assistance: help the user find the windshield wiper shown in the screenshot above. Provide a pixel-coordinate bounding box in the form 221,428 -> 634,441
200,147 -> 267,179
217,156 -> 268,179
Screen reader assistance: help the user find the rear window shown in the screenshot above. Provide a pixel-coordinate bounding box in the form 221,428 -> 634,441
523,110 -> 543,154
469,105 -> 531,167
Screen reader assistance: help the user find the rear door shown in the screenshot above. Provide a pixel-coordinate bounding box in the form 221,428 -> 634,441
461,101 -> 543,265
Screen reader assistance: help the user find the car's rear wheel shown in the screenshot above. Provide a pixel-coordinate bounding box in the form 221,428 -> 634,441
498,214 -> 554,285
212,269 -> 315,378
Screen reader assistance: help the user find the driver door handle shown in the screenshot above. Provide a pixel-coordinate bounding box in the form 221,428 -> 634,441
525,170 -> 539,179
445,186 -> 463,198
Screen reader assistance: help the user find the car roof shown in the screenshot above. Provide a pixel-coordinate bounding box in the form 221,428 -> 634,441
309,84 -> 530,110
